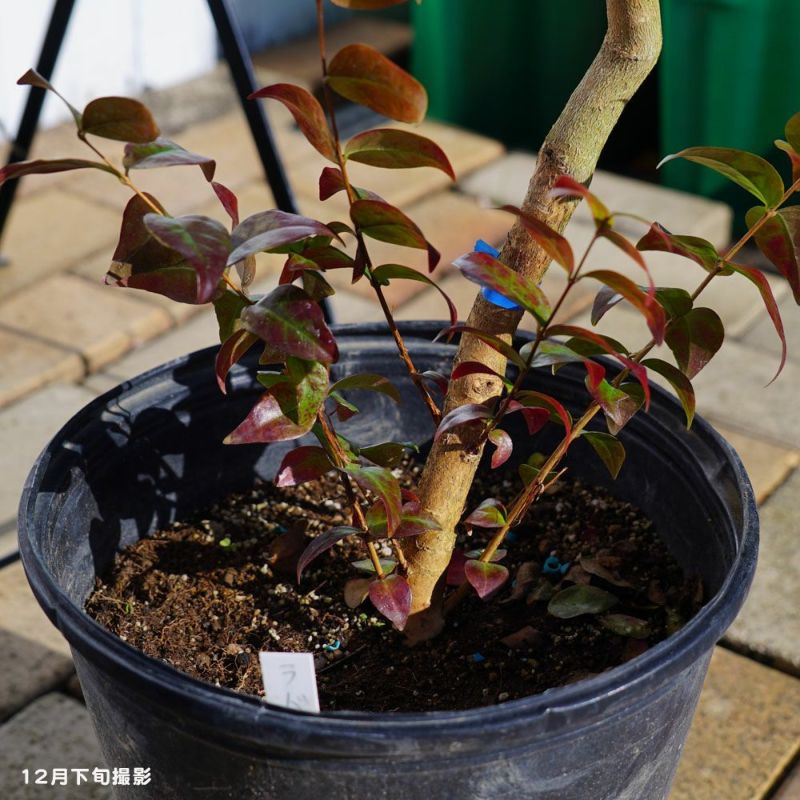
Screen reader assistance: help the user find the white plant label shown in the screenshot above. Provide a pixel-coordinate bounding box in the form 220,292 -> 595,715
259,652 -> 320,713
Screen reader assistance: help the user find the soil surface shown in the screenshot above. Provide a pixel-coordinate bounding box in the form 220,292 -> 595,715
86,461 -> 703,712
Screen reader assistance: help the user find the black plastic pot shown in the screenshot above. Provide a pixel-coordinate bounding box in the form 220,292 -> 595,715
19,322 -> 757,800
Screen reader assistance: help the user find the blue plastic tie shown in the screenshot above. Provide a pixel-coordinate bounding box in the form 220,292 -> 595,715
473,239 -> 522,311
323,639 -> 341,652
543,556 -> 568,575
471,652 -> 485,663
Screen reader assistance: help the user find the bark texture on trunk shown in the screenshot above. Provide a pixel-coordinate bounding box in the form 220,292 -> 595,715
403,0 -> 663,644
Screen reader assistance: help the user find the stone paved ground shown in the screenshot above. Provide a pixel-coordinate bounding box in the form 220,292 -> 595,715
1,18 -> 799,799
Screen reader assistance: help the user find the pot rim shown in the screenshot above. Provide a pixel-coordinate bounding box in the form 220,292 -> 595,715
18,321 -> 758,745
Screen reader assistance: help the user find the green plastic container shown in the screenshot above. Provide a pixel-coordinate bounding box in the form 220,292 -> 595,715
411,1 -> 605,151
660,0 -> 800,202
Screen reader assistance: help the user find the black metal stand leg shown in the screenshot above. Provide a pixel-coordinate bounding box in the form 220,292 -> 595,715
0,0 -> 76,262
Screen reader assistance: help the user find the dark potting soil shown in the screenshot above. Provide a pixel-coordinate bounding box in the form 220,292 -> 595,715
86,462 -> 703,712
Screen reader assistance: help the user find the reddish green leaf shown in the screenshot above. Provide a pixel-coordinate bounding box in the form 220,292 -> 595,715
365,500 -> 439,539
296,526 -> 362,580
82,96 -> 159,143
330,372 -> 401,402
464,498 -> 507,528
123,137 -> 215,181
488,429 -> 512,468
345,463 -> 402,534
583,269 -> 666,343
371,263 -> 457,326
0,158 -> 115,186
505,401 -> 550,435
144,213 -> 231,303
453,251 -> 552,324
276,446 -> 334,487
665,307 -> 724,379
450,361 -> 511,389
600,614 -> 651,639
550,175 -> 610,225
746,205 -> 800,304
344,577 -> 371,609
660,147 -> 784,207
655,287 -> 694,321
229,211 -> 337,264
775,139 -> 800,184
464,560 -> 509,600
519,339 -> 584,369
548,584 -> 619,618
115,266 -> 199,304
331,0 -> 407,7
726,262 -> 786,382
369,574 -> 412,630
18,68 -> 81,126
241,285 -> 338,363
513,390 -> 572,434
584,361 -> 642,430
344,128 -> 454,179
434,403 -> 492,441
500,205 -> 574,273
636,223 -> 722,273
225,390 -> 314,445
215,328 -> 258,393
582,431 -> 626,478
351,200 -> 439,271
420,370 -> 449,395
464,548 -> 507,562
212,181 -> 239,226
249,83 -> 336,161
327,43 -> 427,124
359,441 -> 412,468
641,357 -> 695,428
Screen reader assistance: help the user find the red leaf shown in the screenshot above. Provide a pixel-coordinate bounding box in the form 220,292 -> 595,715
117,266 -> 199,303
328,44 -> 427,124
446,549 -> 468,586
143,213 -> 231,303
82,96 -> 159,143
212,181 -> 239,226
434,403 -> 492,441
500,205 -> 574,273
123,137 -> 215,180
451,361 -> 508,385
344,128 -> 454,179
464,498 -> 507,528
746,206 -> 800,304
240,285 -> 339,364
319,166 -> 347,201
225,391 -> 314,444
371,263 -> 457,326
369,574 -> 412,630
351,200 -> 439,271
0,158 -> 115,185
550,175 -> 610,224
420,370 -> 449,395
505,401 -> 550,435
464,560 -> 509,600
249,83 -> 336,161
215,328 -> 258,393
229,211 -> 338,265
453,251 -> 552,324
488,428 -> 512,467
276,446 -> 334,487
726,262 -> 786,382
513,390 -> 573,434
296,526 -> 362,581
664,308 -> 724,380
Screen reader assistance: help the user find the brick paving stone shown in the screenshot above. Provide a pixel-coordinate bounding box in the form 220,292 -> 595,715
726,469 -> 800,673
0,693 -> 110,799
0,563 -> 74,720
0,189 -> 120,298
460,151 -> 733,248
0,383 -> 95,530
773,762 -> 800,799
0,274 -> 172,373
0,327 -> 83,409
713,426 -> 798,506
0,527 -> 18,564
670,647 -> 800,800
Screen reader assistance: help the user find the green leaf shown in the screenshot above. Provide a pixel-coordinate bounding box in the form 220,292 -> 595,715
345,463 -> 402,534
665,307 -> 724,379
352,558 -> 397,575
82,96 -> 159,143
327,43 -> 427,124
655,287 -> 694,321
143,214 -> 231,303
241,285 -> 338,364
249,84 -> 336,161
582,431 -> 626,478
548,585 -> 619,619
123,137 -> 215,181
229,211 -> 337,265
213,291 -> 248,342
641,358 -> 695,428
0,158 -> 115,186
746,205 -> 800,304
330,372 -> 401,402
351,200 -> 439,271
636,223 -> 722,273
499,205 -> 574,273
359,441 -> 414,468
600,614 -> 651,639
660,147 -> 784,208
371,264 -> 457,326
453,251 -> 552,324
464,498 -> 507,528
344,128 -> 454,179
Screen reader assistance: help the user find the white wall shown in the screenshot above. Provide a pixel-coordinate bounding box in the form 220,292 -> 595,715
0,0 -> 217,139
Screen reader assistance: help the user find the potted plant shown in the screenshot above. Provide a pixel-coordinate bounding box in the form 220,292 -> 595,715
8,0 -> 798,797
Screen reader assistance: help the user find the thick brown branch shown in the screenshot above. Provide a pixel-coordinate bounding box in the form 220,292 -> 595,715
403,0 -> 662,643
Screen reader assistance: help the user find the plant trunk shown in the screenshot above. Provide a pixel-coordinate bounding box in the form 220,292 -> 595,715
403,0 -> 663,644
